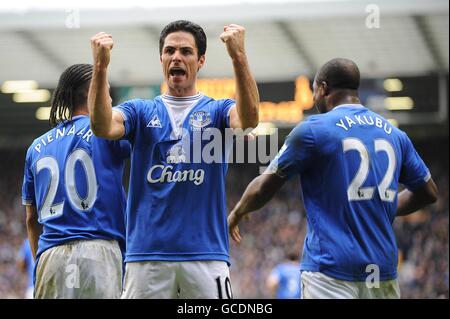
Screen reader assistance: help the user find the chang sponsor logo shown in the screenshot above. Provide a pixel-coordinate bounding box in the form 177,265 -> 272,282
147,143 -> 205,185
147,165 -> 204,185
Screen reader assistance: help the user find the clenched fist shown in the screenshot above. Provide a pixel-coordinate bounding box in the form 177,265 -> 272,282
220,24 -> 246,60
90,32 -> 114,69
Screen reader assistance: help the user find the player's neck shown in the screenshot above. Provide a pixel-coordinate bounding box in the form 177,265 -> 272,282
72,105 -> 89,117
328,92 -> 360,111
166,86 -> 198,98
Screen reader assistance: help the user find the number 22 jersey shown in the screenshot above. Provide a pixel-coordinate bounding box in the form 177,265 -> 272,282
269,104 -> 430,281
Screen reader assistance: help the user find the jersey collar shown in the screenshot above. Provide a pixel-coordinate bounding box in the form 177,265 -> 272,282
161,92 -> 203,102
333,103 -> 365,110
72,115 -> 88,120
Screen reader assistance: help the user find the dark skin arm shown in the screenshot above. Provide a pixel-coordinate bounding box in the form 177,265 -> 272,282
26,205 -> 42,260
229,173 -> 438,242
17,259 -> 26,273
397,178 -> 438,216
228,172 -> 287,243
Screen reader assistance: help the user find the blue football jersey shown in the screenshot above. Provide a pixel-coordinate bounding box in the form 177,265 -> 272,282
22,115 -> 130,261
269,104 -> 430,281
271,263 -> 301,299
114,94 -> 235,263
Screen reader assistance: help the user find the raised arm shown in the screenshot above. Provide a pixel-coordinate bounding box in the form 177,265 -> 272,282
397,178 -> 438,217
227,172 -> 286,243
88,32 -> 125,140
220,24 -> 259,130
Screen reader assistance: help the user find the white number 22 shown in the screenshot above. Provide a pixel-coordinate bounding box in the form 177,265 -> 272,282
342,138 -> 396,202
36,149 -> 98,220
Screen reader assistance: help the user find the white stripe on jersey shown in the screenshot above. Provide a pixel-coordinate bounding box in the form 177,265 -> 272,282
161,93 -> 204,139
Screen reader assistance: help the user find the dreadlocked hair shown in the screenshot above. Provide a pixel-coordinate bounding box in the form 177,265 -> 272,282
49,64 -> 93,127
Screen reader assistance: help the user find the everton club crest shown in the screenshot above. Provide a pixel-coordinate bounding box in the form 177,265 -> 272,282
189,111 -> 211,131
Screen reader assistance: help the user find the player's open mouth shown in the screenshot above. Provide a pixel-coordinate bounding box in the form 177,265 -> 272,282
169,67 -> 186,77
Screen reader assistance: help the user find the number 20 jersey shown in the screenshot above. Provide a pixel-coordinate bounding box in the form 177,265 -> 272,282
22,115 -> 130,260
269,104 -> 431,281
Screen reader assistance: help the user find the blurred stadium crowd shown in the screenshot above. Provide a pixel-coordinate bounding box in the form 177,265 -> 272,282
0,138 -> 448,298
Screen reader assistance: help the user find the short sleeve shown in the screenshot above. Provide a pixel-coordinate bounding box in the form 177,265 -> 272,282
113,99 -> 143,142
218,98 -> 236,129
399,132 -> 431,191
21,148 -> 35,206
267,121 -> 316,179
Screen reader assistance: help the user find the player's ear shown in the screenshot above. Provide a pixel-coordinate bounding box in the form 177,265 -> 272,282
321,81 -> 329,96
197,55 -> 205,71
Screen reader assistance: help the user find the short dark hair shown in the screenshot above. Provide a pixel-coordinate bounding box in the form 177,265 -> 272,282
287,250 -> 299,262
159,20 -> 207,58
49,64 -> 93,127
315,58 -> 360,91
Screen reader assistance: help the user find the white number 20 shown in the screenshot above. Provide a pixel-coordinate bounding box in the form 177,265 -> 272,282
36,149 -> 98,221
343,138 -> 396,202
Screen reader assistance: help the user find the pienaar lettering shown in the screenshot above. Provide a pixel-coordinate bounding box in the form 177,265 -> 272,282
67,125 -> 76,136
335,115 -> 392,134
147,165 -> 205,186
34,124 -> 94,153
177,303 -> 211,316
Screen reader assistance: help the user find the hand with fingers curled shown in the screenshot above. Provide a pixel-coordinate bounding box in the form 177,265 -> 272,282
90,32 -> 114,69
227,209 -> 251,244
220,24 -> 247,60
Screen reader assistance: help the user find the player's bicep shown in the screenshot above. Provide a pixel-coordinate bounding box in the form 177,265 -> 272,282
229,106 -> 242,129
